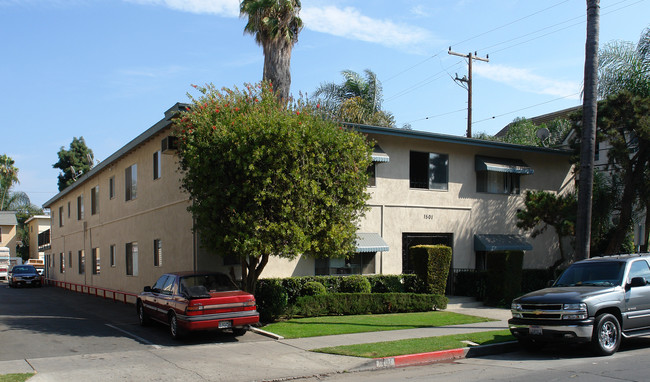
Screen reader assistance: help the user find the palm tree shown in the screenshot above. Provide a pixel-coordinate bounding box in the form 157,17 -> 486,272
598,27 -> 649,98
313,69 -> 395,127
240,0 -> 303,101
575,0 -> 600,261
0,154 -> 20,210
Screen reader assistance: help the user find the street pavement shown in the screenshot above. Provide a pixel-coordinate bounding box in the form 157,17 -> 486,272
1,297 -> 513,381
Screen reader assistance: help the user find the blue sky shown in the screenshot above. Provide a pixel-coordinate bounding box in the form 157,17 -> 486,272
1,0 -> 648,208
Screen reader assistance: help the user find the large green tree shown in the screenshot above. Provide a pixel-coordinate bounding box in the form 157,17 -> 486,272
516,190 -> 577,272
474,117 -> 572,147
240,0 -> 303,102
0,154 -> 20,210
175,82 -> 372,293
313,69 -> 395,127
52,136 -> 94,191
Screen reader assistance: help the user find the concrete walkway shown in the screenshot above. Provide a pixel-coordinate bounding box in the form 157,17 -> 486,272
2,297 -> 514,382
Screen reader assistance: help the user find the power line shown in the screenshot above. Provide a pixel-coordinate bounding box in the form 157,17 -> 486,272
472,92 -> 580,125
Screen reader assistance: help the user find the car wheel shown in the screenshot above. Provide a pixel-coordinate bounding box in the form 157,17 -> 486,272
591,313 -> 621,356
168,312 -> 184,339
518,338 -> 546,352
137,301 -> 150,326
232,327 -> 247,337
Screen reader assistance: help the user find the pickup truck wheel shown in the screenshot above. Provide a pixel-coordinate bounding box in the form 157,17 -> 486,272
168,312 -> 185,340
591,313 -> 620,356
232,327 -> 247,337
137,301 -> 150,326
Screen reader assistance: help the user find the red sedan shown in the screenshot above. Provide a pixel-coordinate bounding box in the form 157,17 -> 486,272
137,272 -> 259,339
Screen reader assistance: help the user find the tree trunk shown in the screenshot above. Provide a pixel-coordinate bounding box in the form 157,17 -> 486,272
263,38 -> 293,101
575,0 -> 600,261
605,157 -> 645,254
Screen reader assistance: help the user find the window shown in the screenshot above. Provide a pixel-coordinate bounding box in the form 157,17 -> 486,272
153,151 -> 162,180
476,171 -> 521,194
109,176 -> 115,199
77,194 -> 84,220
68,251 -> 72,270
91,186 -> 99,215
126,242 -> 138,276
628,260 -> 650,282
92,248 -> 100,275
67,202 -> 70,218
58,206 -> 64,227
409,151 -> 448,190
367,163 -> 376,187
78,250 -> 85,274
154,239 -> 162,267
315,253 -> 376,275
161,276 -> 175,295
125,164 -> 137,201
110,244 -> 116,267
59,253 -> 64,273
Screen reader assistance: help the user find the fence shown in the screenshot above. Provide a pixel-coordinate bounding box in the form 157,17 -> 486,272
45,278 -> 138,304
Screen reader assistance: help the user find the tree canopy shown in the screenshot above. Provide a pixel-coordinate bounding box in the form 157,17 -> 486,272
241,0 -> 303,101
312,69 -> 396,128
52,136 -> 94,191
0,154 -> 20,210
474,117 -> 572,147
598,26 -> 650,99
175,82 -> 373,292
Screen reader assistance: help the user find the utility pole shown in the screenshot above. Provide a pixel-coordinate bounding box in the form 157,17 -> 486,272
448,47 -> 489,138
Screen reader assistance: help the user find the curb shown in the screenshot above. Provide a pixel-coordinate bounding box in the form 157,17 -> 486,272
371,341 -> 519,369
249,326 -> 285,340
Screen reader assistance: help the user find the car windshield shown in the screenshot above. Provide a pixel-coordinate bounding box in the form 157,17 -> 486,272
554,261 -> 626,287
12,266 -> 35,274
180,273 -> 239,294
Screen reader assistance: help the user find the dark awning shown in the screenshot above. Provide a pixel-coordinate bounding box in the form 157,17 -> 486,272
371,144 -> 390,163
356,233 -> 389,252
474,234 -> 533,252
475,156 -> 533,175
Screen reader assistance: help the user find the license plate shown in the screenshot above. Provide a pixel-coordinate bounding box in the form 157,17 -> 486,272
218,321 -> 232,329
529,326 -> 543,335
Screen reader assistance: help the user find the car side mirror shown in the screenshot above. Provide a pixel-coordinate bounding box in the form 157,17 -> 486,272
627,277 -> 647,290
143,286 -> 152,292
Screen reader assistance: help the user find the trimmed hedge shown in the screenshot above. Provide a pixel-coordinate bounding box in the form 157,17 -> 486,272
292,293 -> 448,317
485,251 -> 524,306
410,245 -> 453,295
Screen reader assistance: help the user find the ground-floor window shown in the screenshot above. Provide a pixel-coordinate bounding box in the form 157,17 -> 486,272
92,248 -> 100,275
153,239 -> 162,267
59,253 -> 64,273
126,242 -> 138,276
314,253 -> 376,275
78,250 -> 85,274
110,245 -> 116,267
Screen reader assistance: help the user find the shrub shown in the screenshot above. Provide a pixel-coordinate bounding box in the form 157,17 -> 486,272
453,270 -> 488,300
293,293 -> 448,317
339,275 -> 372,293
255,278 -> 288,323
302,281 -> 327,296
485,251 -> 524,306
366,275 -> 405,293
410,245 -> 453,294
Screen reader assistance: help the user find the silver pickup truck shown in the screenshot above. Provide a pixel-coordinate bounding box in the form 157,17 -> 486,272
509,254 -> 650,355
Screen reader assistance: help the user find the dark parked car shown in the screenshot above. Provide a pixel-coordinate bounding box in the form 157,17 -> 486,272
8,265 -> 42,288
136,271 -> 259,339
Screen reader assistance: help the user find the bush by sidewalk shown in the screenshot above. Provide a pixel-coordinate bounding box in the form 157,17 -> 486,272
290,293 -> 447,317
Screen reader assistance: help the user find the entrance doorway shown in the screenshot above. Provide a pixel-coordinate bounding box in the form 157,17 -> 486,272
402,233 -> 453,274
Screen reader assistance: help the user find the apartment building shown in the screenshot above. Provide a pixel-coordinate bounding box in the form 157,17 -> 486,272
43,103 -> 574,294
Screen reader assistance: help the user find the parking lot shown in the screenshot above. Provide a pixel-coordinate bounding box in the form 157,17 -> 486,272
0,281 -> 270,362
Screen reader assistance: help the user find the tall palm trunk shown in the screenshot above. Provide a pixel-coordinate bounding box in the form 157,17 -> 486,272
575,0 -> 600,261
263,39 -> 293,102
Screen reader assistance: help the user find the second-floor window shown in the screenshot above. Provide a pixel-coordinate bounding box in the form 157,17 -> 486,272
58,206 -> 64,227
125,164 -> 137,201
153,151 -> 162,180
154,239 -> 162,267
109,176 -> 115,199
91,186 -> 99,215
409,151 -> 448,190
77,195 -> 84,220
110,244 -> 116,267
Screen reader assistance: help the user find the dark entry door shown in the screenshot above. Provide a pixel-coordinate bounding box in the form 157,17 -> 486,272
402,233 -> 453,274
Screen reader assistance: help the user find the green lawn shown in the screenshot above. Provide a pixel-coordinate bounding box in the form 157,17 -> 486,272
0,374 -> 34,382
313,330 -> 515,358
263,311 -> 494,339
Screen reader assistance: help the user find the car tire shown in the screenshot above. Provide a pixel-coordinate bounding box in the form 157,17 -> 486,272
232,327 -> 247,337
591,313 -> 621,356
137,301 -> 150,326
168,312 -> 184,340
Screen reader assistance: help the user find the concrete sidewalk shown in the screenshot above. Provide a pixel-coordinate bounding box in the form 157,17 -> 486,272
2,297 -> 514,382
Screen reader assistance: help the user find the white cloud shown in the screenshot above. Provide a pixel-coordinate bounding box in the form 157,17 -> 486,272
301,6 -> 435,51
125,0 -> 239,17
474,64 -> 580,99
